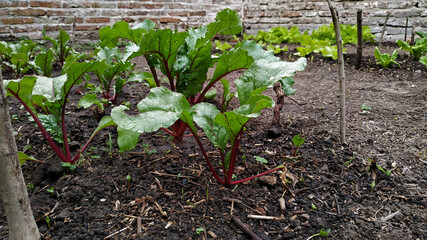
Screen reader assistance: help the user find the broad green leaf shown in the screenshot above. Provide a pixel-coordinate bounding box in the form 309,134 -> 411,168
254,156 -> 268,164
32,75 -> 67,104
185,26 -> 208,51
211,48 -> 254,83
87,116 -> 117,141
292,134 -> 306,148
96,47 -> 122,64
34,49 -> 54,77
99,20 -> 152,47
176,40 -> 212,97
214,111 -> 249,145
117,127 -> 140,151
64,61 -> 98,98
419,55 -> 427,69
206,8 -> 242,39
180,109 -> 196,133
192,103 -> 228,150
236,57 -> 306,105
4,76 -> 37,108
135,29 -> 189,78
205,89 -> 217,100
111,87 -> 190,133
37,114 -> 63,143
234,94 -> 274,118
18,152 -> 39,165
235,40 -> 278,62
220,78 -> 234,112
58,30 -> 71,53
128,72 -> 156,87
78,94 -> 104,110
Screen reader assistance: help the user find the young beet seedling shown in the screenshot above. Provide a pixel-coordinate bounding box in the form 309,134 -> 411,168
291,134 -> 306,156
109,9 -> 307,186
4,61 -> 117,164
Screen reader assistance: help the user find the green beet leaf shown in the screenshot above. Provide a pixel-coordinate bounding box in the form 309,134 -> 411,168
111,87 -> 191,134
192,103 -> 229,151
34,48 -> 54,77
99,20 -> 155,48
205,8 -> 242,40
214,111 -> 249,145
211,48 -> 254,83
78,94 -> 104,111
235,57 -> 306,105
4,76 -> 37,111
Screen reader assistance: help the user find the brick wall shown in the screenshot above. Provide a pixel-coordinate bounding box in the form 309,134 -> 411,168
1,0 -> 426,42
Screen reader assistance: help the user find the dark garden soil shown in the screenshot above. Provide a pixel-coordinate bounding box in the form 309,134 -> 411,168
1,43 -> 426,240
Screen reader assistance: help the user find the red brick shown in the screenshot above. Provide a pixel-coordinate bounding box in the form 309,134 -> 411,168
0,27 -> 11,33
118,2 -> 143,8
122,17 -> 136,23
75,25 -> 100,31
43,25 -> 71,31
0,1 -> 28,7
12,26 -> 39,33
143,4 -> 164,9
127,10 -> 149,16
2,18 -> 34,25
169,11 -> 189,17
30,1 -> 61,8
86,18 -> 111,24
282,11 -> 302,18
160,17 -> 180,23
46,10 -> 68,16
12,9 -> 45,16
189,11 -> 206,16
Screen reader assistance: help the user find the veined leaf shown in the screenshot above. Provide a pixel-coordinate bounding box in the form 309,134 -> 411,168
192,103 -> 228,150
99,20 -> 154,47
235,40 -> 278,62
117,127 -> 140,151
128,72 -> 156,87
134,29 -> 189,78
214,111 -> 249,145
234,94 -> 274,118
236,57 -> 306,105
34,49 -> 54,77
78,94 -> 104,110
4,76 -> 37,110
211,48 -> 254,83
206,8 -> 242,40
419,55 -> 427,69
111,87 -> 190,133
18,152 -> 39,165
176,39 -> 212,97
37,114 -> 63,143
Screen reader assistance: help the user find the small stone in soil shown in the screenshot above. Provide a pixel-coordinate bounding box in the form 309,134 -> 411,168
258,175 -> 277,187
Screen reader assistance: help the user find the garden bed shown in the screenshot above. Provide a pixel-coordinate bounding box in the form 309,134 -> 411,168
1,41 -> 426,240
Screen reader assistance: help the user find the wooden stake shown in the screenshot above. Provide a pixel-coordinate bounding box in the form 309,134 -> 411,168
356,9 -> 363,69
411,21 -> 416,45
378,16 -> 389,48
404,18 -> 408,41
328,0 -> 346,144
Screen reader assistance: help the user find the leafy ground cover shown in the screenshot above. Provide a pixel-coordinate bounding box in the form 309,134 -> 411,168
0,41 -> 426,239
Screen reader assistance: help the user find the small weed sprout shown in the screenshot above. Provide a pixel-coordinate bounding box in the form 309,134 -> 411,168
307,228 -> 331,240
196,227 -> 205,235
28,183 -> 35,190
360,103 -> 371,114
311,203 -> 317,211
46,187 -> 55,194
254,156 -> 268,164
126,174 -> 131,182
45,216 -> 51,229
62,162 -> 76,171
291,134 -> 306,156
367,158 -> 391,190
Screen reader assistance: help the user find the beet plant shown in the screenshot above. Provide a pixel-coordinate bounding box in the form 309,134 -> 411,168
107,9 -> 306,186
4,61 -> 116,163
